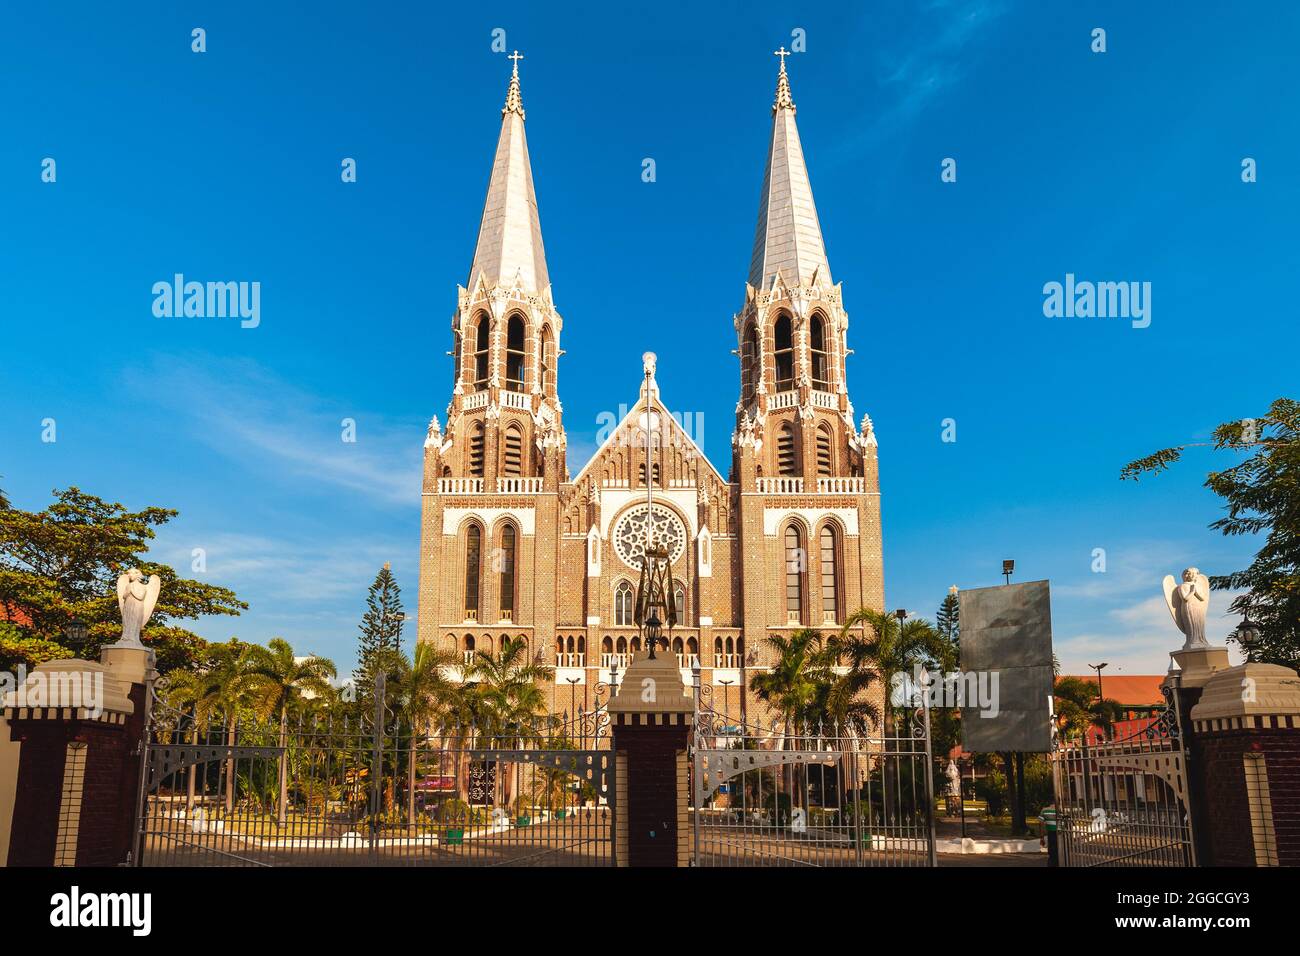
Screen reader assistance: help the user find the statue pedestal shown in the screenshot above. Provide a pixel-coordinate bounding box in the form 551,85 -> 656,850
1168,646 -> 1231,690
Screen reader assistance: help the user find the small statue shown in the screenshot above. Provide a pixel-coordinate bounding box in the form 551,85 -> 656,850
946,759 -> 962,798
1162,568 -> 1210,650
116,567 -> 161,649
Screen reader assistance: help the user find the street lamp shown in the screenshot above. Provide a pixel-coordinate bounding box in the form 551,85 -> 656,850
1236,617 -> 1262,663
718,678 -> 735,727
1002,560 -> 1015,585
64,618 -> 88,653
1089,662 -> 1108,702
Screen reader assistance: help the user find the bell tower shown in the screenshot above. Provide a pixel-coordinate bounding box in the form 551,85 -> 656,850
425,51 -> 567,492
731,50 -> 876,489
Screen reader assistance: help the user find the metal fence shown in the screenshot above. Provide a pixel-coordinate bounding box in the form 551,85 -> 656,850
136,694 -> 615,867
690,683 -> 937,867
1051,706 -> 1194,867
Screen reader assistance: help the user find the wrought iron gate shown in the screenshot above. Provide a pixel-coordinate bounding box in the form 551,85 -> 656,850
690,682 -> 937,866
1050,701 -> 1195,867
136,691 -> 616,867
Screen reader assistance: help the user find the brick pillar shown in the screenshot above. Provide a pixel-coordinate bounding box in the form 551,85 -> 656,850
1164,644 -> 1231,865
1,647 -> 152,867
608,647 -> 694,867
1185,661 -> 1300,866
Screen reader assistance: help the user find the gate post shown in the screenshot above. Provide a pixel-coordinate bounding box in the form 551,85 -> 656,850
1185,661 -> 1300,866
608,648 -> 694,867
0,643 -> 153,867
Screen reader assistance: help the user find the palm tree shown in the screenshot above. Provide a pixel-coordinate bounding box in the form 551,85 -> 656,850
832,610 -> 954,825
1054,676 -> 1124,740
166,640 -> 261,814
245,638 -> 337,826
749,629 -> 833,732
832,609 -> 954,734
464,636 -> 554,812
389,641 -> 458,827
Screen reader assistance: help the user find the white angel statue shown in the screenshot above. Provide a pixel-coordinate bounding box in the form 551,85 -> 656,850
1162,567 -> 1210,650
116,567 -> 161,648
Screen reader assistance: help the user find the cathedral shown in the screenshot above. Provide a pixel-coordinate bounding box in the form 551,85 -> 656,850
416,52 -> 884,724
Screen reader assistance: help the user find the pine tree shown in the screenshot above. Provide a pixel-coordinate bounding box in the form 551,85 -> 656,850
354,562 -> 405,701
936,587 -> 960,652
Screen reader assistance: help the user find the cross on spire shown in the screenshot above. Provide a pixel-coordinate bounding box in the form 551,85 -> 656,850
508,50 -> 524,75
773,46 -> 790,72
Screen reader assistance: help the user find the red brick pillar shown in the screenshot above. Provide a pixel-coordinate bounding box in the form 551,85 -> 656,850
1,647 -> 152,867
608,648 -> 694,867
1186,662 -> 1300,866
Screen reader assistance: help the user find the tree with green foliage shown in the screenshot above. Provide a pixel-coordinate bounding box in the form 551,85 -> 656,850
0,487 -> 246,672
1122,398 -> 1299,665
936,588 -> 960,650
749,629 -> 836,730
388,641 -> 459,826
165,640 -> 262,813
246,638 -> 337,825
1053,675 -> 1124,740
352,563 -> 405,705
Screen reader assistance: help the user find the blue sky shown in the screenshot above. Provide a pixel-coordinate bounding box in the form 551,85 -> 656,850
2,2 -> 1295,677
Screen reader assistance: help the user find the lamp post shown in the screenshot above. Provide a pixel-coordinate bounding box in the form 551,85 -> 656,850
1002,560 -> 1014,585
719,678 -> 735,729
1236,617 -> 1262,663
1089,662 -> 1109,704
64,618 -> 88,655
565,676 -> 580,727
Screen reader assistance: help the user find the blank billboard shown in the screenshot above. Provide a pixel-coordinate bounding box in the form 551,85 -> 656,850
959,580 -> 1055,753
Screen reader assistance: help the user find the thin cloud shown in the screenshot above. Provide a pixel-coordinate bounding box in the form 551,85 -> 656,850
123,355 -> 422,507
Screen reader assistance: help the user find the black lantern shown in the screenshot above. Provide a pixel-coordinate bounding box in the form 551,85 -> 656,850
64,618 -> 88,651
1236,617 -> 1262,662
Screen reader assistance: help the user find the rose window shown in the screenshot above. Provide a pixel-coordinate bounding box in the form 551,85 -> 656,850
612,505 -> 686,569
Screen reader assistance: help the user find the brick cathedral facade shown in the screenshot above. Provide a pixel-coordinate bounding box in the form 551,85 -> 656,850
416,56 -> 885,725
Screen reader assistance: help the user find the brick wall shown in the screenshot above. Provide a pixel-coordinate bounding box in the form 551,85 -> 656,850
612,721 -> 690,867
1193,724 -> 1300,866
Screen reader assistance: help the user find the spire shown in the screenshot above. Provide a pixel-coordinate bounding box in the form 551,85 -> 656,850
747,49 -> 832,292
467,51 -> 550,295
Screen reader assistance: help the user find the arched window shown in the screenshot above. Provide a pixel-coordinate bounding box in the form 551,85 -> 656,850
672,583 -> 686,625
464,525 -> 482,620
499,524 -> 516,621
810,313 -> 829,390
464,635 -> 475,653
672,637 -> 684,655
453,331 -> 462,383
816,426 -> 833,477
502,425 -> 523,476
774,314 -> 794,391
820,525 -> 839,623
638,461 -> 660,487
614,581 -> 634,626
742,323 -> 759,402
505,314 -> 525,391
473,315 -> 490,390
777,424 -> 797,476
616,636 -> 628,654
540,325 -> 556,398
468,421 -> 485,477
784,524 -> 804,623
687,636 -> 698,657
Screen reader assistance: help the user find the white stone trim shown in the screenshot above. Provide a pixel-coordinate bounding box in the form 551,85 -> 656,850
763,507 -> 859,536
442,507 -> 535,535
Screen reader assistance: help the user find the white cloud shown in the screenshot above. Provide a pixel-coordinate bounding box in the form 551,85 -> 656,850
123,355 -> 421,507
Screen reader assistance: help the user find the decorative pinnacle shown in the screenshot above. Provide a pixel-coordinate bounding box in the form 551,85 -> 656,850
503,50 -> 525,119
773,47 -> 795,113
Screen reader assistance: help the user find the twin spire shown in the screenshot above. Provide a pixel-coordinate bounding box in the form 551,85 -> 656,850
466,49 -> 832,300
467,50 -> 550,296
749,47 -> 832,292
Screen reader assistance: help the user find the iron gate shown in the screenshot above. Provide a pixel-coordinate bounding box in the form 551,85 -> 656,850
136,690 -> 616,867
690,682 -> 937,866
1051,701 -> 1195,867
